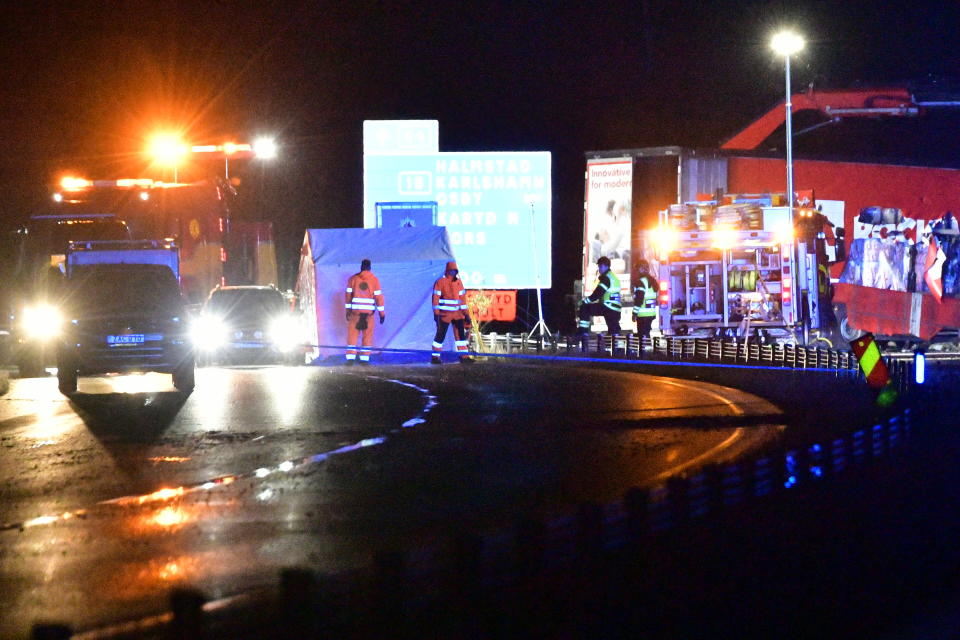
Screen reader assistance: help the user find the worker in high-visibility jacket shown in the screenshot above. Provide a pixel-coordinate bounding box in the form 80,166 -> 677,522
431,261 -> 472,364
632,259 -> 657,339
578,255 -> 622,335
344,258 -> 385,364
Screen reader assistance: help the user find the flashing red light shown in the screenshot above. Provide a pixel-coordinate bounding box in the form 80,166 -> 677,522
658,280 -> 669,305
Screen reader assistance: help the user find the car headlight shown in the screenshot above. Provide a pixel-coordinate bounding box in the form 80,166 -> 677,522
269,315 -> 302,352
22,304 -> 64,341
191,315 -> 229,349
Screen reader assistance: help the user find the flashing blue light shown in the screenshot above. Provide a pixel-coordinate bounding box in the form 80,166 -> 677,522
784,475 -> 798,489
810,466 -> 823,478
914,352 -> 926,385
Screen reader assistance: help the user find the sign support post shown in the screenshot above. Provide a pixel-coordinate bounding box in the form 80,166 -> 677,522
525,196 -> 552,343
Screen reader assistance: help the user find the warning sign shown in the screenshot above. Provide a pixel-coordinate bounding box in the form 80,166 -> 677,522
466,290 -> 517,323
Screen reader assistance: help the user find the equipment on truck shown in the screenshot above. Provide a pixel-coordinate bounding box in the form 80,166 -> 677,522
832,213 -> 960,345
55,240 -> 194,394
647,201 -> 832,343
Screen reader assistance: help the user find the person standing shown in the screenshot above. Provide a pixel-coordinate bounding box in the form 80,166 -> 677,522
578,256 -> 622,336
431,261 -> 472,364
344,259 -> 385,364
632,259 -> 657,339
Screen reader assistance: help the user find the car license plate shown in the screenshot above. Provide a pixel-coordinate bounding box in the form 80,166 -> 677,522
107,334 -> 145,345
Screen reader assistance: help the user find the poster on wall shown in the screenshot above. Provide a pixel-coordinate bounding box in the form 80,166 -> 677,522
583,157 -> 634,331
583,157 -> 632,278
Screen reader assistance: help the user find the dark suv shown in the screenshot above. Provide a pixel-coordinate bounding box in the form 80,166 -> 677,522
55,264 -> 195,394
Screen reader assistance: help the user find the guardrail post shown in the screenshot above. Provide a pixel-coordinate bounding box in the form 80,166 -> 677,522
279,568 -> 318,639
749,455 -> 776,498
829,437 -> 847,475
168,588 -> 206,640
870,423 -> 887,460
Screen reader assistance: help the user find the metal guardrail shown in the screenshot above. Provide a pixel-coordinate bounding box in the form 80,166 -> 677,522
42,408 -> 914,638
38,333 -> 942,638
477,332 -> 862,372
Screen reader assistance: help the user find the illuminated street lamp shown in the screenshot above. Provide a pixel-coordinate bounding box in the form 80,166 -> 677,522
771,30 -> 804,220
772,29 -> 804,336
147,133 -> 188,182
253,137 -> 278,160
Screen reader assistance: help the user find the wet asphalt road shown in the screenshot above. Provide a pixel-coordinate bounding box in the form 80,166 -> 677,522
0,362 -> 783,636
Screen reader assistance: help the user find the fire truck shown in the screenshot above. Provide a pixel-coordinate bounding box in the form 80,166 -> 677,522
645,200 -> 834,344
1,177 -> 279,376
583,85 -> 960,347
48,177 -> 278,304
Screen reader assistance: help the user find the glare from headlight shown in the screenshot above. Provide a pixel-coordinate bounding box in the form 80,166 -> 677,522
22,304 -> 63,340
191,315 -> 228,349
269,315 -> 301,353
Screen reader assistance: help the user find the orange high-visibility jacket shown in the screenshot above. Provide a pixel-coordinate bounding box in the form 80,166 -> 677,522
432,265 -> 468,322
345,271 -> 384,316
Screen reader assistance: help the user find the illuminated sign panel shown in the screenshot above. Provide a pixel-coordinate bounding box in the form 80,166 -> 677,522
363,120 -> 439,155
364,152 -> 552,289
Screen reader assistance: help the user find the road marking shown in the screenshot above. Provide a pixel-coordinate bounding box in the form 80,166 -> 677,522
656,377 -> 746,416
650,428 -> 745,482
0,372 -> 438,533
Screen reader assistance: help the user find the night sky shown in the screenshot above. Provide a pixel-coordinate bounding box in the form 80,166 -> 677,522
1,1 -> 957,326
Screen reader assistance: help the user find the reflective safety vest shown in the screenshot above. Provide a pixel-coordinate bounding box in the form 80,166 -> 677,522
592,271 -> 621,313
345,271 -> 384,315
432,274 -> 468,321
632,274 -> 657,317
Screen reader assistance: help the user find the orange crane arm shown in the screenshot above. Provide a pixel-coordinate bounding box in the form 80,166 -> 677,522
721,87 -> 917,150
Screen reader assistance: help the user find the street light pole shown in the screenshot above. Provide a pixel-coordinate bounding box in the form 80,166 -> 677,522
771,30 -> 804,335
784,50 -> 794,222
771,30 -> 803,221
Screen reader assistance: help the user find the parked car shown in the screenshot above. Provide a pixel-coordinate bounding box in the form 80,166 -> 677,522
191,285 -> 303,365
55,263 -> 195,394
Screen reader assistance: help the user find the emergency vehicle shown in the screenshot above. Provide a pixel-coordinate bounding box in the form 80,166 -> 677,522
50,176 -> 278,305
583,85 -> 960,347
56,239 -> 194,394
646,200 -> 832,344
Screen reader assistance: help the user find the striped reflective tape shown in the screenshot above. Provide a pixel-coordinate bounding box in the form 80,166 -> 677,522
851,334 -> 890,390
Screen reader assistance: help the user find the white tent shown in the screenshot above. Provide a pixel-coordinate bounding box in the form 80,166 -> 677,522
296,226 -> 457,363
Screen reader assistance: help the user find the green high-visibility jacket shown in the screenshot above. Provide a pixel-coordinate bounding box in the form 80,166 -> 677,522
632,274 -> 657,318
588,270 -> 622,313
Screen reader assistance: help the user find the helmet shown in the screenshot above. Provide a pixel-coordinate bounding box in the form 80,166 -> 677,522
597,256 -> 611,269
